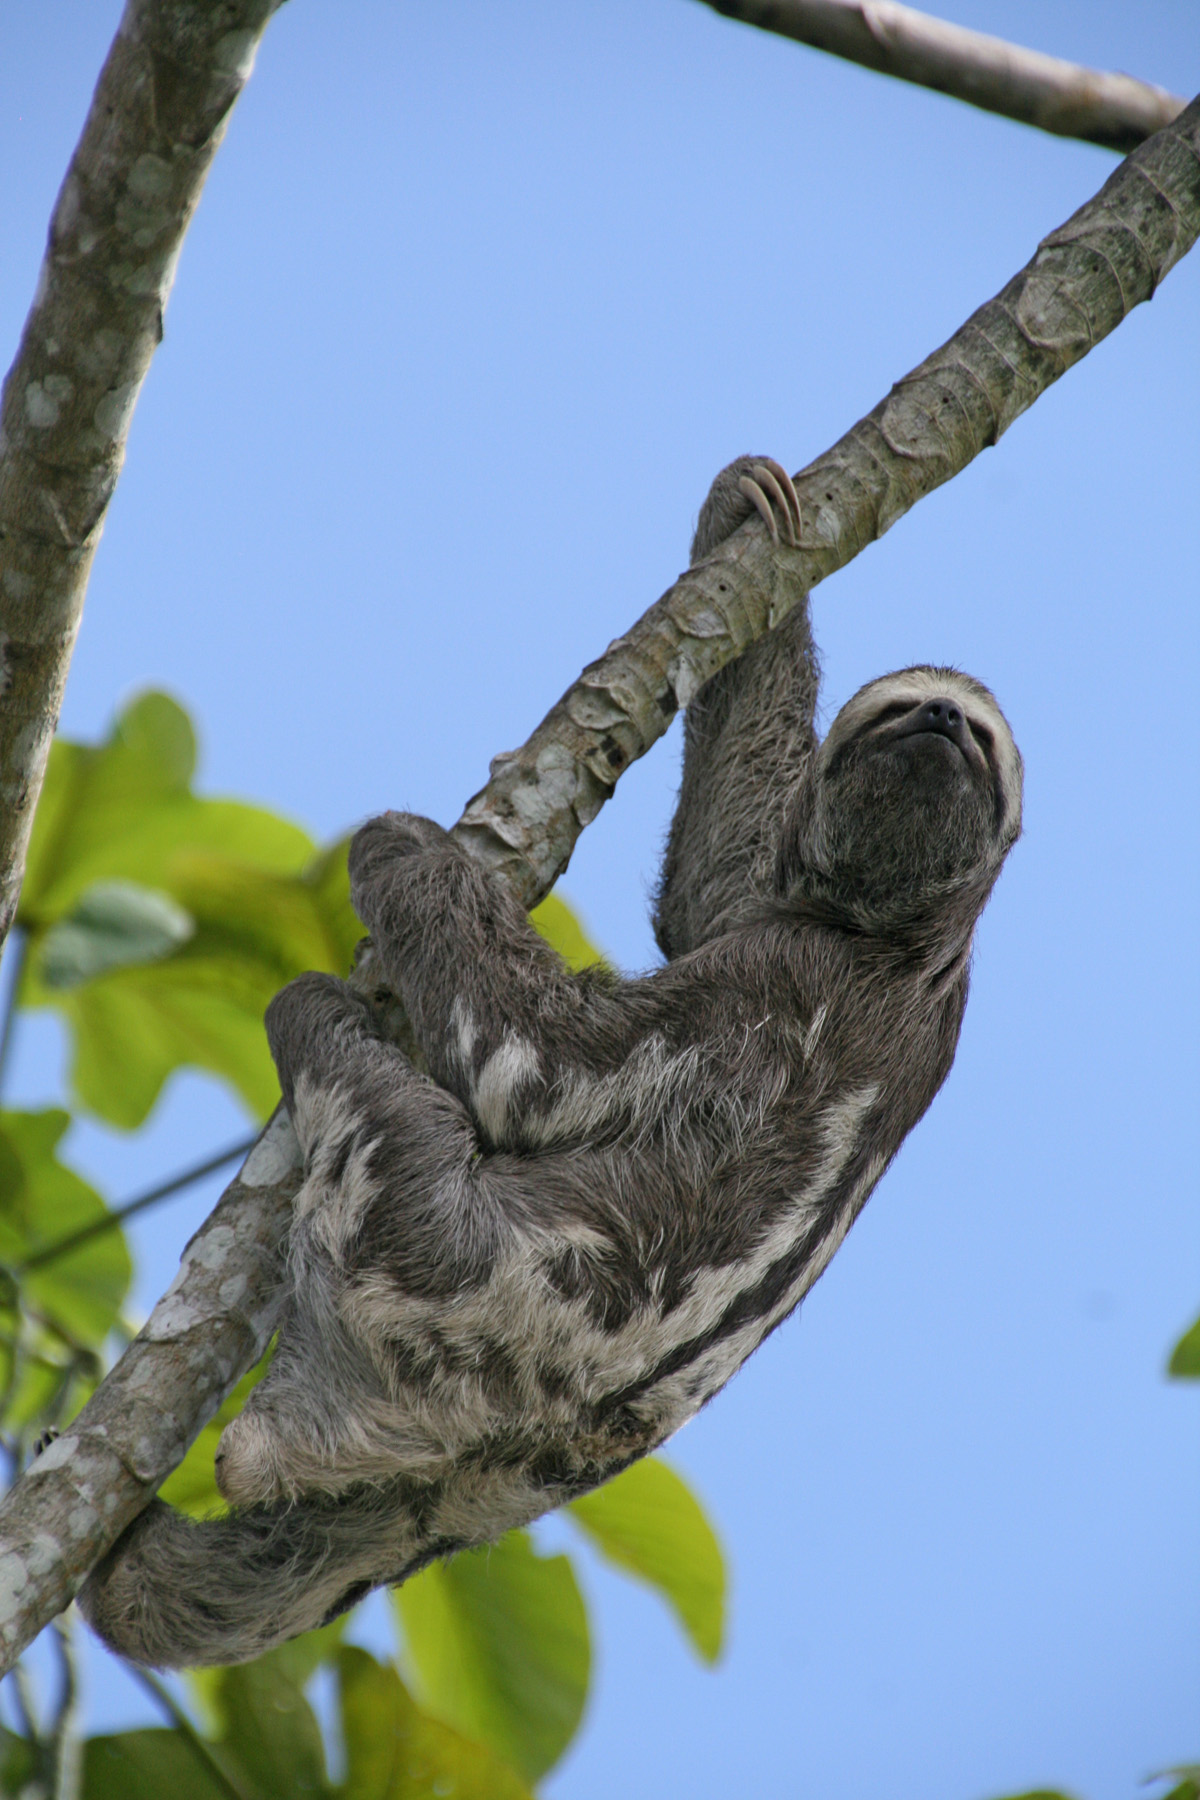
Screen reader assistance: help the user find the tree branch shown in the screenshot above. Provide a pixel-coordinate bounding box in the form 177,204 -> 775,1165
0,0 -> 287,953
0,94 -> 1195,1680
696,0 -> 1185,153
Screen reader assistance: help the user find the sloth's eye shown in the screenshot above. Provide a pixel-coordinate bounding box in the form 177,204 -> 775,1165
866,700 -> 915,729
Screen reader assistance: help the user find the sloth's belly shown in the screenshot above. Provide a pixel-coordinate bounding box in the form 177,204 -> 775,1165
384,1160 -> 885,1520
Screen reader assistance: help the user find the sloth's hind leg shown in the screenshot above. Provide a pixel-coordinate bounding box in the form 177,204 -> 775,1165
217,970 -> 490,1505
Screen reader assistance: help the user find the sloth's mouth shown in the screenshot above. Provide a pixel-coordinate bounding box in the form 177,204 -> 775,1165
899,725 -> 967,759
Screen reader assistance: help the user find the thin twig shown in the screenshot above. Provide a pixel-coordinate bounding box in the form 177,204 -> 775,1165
7,1658 -> 39,1742
48,1615 -> 80,1800
0,930 -> 26,1098
17,1137 -> 259,1273
697,0 -> 1185,152
128,1663 -> 253,1800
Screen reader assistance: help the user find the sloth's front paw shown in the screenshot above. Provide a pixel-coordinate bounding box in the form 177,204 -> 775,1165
692,455 -> 803,563
348,812 -> 452,905
734,458 -> 801,547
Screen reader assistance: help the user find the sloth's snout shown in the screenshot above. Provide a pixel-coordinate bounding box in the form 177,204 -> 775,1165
902,697 -> 970,751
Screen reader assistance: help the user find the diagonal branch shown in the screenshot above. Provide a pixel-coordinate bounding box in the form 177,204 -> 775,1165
0,94 -> 1196,1680
696,0 -> 1185,153
0,0 -> 287,954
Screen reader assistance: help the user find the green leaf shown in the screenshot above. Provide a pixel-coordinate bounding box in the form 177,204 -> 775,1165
186,1619 -> 345,1746
529,892 -> 606,972
336,1645 -> 535,1800
82,1729 -> 232,1800
15,692 -> 336,1125
0,1109 -> 130,1344
0,1724 -> 37,1795
393,1531 -> 590,1782
20,692 -> 314,927
38,880 -> 194,988
204,1651 -> 331,1798
48,957 -> 281,1128
1167,1313 -> 1200,1378
22,839 -> 360,1131
567,1455 -> 726,1662
17,699 -> 362,1128
1153,1767 -> 1200,1800
159,1351 -> 273,1517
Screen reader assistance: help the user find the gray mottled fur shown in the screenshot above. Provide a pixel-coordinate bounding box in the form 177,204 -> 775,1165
78,458 -> 1023,1668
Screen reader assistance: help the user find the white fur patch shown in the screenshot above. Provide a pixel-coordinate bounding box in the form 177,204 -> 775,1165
472,1035 -> 542,1142
451,996 -> 477,1069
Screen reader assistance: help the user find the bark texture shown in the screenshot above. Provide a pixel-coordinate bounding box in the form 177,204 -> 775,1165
700,0 -> 1185,152
0,93 -> 1196,1679
0,0 -> 286,952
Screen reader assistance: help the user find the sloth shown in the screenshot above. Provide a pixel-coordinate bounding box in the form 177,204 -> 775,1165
79,458 -> 1023,1668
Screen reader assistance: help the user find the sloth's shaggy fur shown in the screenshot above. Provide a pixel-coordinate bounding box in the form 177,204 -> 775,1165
79,460 -> 1023,1667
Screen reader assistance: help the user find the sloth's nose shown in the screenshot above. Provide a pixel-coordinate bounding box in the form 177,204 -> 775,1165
907,698 -> 970,749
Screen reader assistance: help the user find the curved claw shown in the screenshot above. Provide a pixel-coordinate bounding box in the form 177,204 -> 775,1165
737,473 -> 780,543
750,459 -> 801,547
737,461 -> 801,548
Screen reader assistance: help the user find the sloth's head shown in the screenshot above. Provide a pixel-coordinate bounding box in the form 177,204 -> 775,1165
779,667 -> 1023,937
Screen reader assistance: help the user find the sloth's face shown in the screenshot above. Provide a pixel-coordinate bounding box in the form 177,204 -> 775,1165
783,668 -> 1022,928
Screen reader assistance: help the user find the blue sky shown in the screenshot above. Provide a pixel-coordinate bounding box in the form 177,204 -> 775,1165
1,4 -> 1197,1796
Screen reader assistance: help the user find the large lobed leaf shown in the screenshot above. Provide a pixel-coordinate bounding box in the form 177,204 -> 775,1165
19,693 -> 313,922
